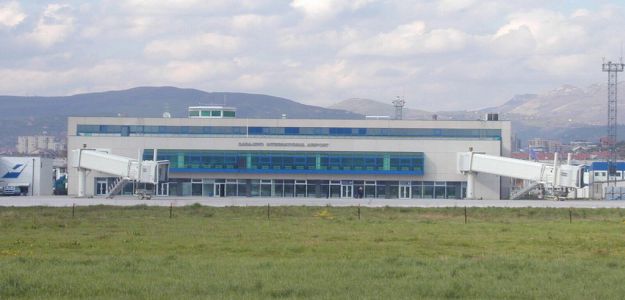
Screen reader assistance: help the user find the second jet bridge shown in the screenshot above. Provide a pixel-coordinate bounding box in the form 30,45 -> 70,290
457,152 -> 584,199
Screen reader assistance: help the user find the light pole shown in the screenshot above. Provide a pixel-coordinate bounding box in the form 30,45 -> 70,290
31,158 -> 35,196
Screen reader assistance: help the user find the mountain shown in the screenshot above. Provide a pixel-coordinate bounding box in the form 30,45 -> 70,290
2,83 -> 621,150
483,83 -> 619,127
330,83 -> 624,144
329,98 -> 434,120
0,86 -> 362,149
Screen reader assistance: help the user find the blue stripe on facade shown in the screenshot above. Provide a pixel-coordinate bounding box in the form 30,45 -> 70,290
77,124 -> 502,139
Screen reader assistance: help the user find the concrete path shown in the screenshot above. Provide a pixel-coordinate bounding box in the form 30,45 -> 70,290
1,196 -> 625,208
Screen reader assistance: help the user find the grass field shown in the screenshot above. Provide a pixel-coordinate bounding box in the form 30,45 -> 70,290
2,205 -> 625,299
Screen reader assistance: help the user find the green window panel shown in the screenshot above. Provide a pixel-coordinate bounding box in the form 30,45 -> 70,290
383,154 -> 390,171
177,152 -> 185,169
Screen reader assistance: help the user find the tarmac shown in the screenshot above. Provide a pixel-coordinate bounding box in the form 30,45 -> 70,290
1,195 -> 625,208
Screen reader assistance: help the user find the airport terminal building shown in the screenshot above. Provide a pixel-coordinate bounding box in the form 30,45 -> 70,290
67,109 -> 511,199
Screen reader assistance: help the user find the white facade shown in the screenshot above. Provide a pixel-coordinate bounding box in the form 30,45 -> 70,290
67,117 -> 511,199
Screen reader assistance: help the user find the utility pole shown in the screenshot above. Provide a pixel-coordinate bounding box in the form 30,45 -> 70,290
602,58 -> 624,186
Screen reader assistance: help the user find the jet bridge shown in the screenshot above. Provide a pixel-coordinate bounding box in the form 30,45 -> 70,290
457,152 -> 584,199
71,149 -> 169,198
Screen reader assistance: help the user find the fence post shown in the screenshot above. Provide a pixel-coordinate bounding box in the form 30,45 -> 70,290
464,206 -> 467,224
170,203 -> 173,218
358,205 -> 361,220
267,203 -> 270,220
569,208 -> 572,224
72,203 -> 75,218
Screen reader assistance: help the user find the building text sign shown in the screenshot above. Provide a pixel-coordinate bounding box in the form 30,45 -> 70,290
238,142 -> 329,148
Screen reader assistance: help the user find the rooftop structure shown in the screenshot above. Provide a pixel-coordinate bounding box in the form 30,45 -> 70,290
188,106 -> 236,119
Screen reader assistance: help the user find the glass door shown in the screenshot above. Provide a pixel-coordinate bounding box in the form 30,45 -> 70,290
214,183 -> 225,197
96,179 -> 107,195
399,185 -> 411,199
156,182 -> 169,196
341,183 -> 353,198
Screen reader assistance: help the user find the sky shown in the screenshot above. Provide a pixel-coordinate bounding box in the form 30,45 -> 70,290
0,0 -> 624,111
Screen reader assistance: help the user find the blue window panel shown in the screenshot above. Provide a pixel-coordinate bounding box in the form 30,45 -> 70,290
188,126 -> 203,134
142,149 -> 154,161
130,126 -> 144,134
248,127 -> 262,134
285,127 -> 299,134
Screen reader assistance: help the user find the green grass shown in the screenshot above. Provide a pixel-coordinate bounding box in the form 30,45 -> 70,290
2,205 -> 625,299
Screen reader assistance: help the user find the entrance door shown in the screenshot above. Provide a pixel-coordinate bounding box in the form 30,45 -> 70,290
156,182 -> 169,196
399,185 -> 411,199
341,184 -> 353,198
96,179 -> 107,195
214,183 -> 226,197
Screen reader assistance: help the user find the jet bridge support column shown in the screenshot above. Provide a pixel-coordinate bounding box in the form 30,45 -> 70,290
77,168 -> 86,197
466,172 -> 475,199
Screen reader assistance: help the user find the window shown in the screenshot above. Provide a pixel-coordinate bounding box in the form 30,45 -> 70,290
211,110 -> 222,117
77,124 -> 501,139
223,111 -> 236,117
285,127 -> 299,134
158,150 -> 424,175
189,110 -> 200,117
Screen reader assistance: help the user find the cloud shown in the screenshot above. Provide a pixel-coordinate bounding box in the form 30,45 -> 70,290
494,9 -> 587,54
1,1 -> 624,111
489,25 -> 536,56
231,14 -> 277,31
144,33 -> 241,59
0,1 -> 25,28
437,0 -> 476,13
160,60 -> 235,83
290,0 -> 374,19
341,21 -> 469,56
24,4 -> 74,48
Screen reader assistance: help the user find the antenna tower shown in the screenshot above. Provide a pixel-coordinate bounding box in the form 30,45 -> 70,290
392,96 -> 405,120
602,58 -> 625,186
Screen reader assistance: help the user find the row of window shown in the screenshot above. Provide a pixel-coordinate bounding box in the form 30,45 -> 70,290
189,110 -> 236,118
98,178 -> 466,199
144,150 -> 425,175
77,124 -> 501,139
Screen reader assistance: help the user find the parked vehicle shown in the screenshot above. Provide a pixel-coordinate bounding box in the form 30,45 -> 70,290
1,186 -> 21,196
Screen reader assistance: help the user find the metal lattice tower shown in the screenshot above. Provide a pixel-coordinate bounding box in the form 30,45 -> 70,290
392,96 -> 405,120
602,59 -> 624,186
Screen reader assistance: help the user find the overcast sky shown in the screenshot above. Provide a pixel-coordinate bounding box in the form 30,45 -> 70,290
0,1 -> 623,111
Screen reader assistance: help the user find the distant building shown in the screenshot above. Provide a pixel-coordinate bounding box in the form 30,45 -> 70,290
16,135 -> 66,155
511,134 -> 522,152
528,138 -> 561,153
